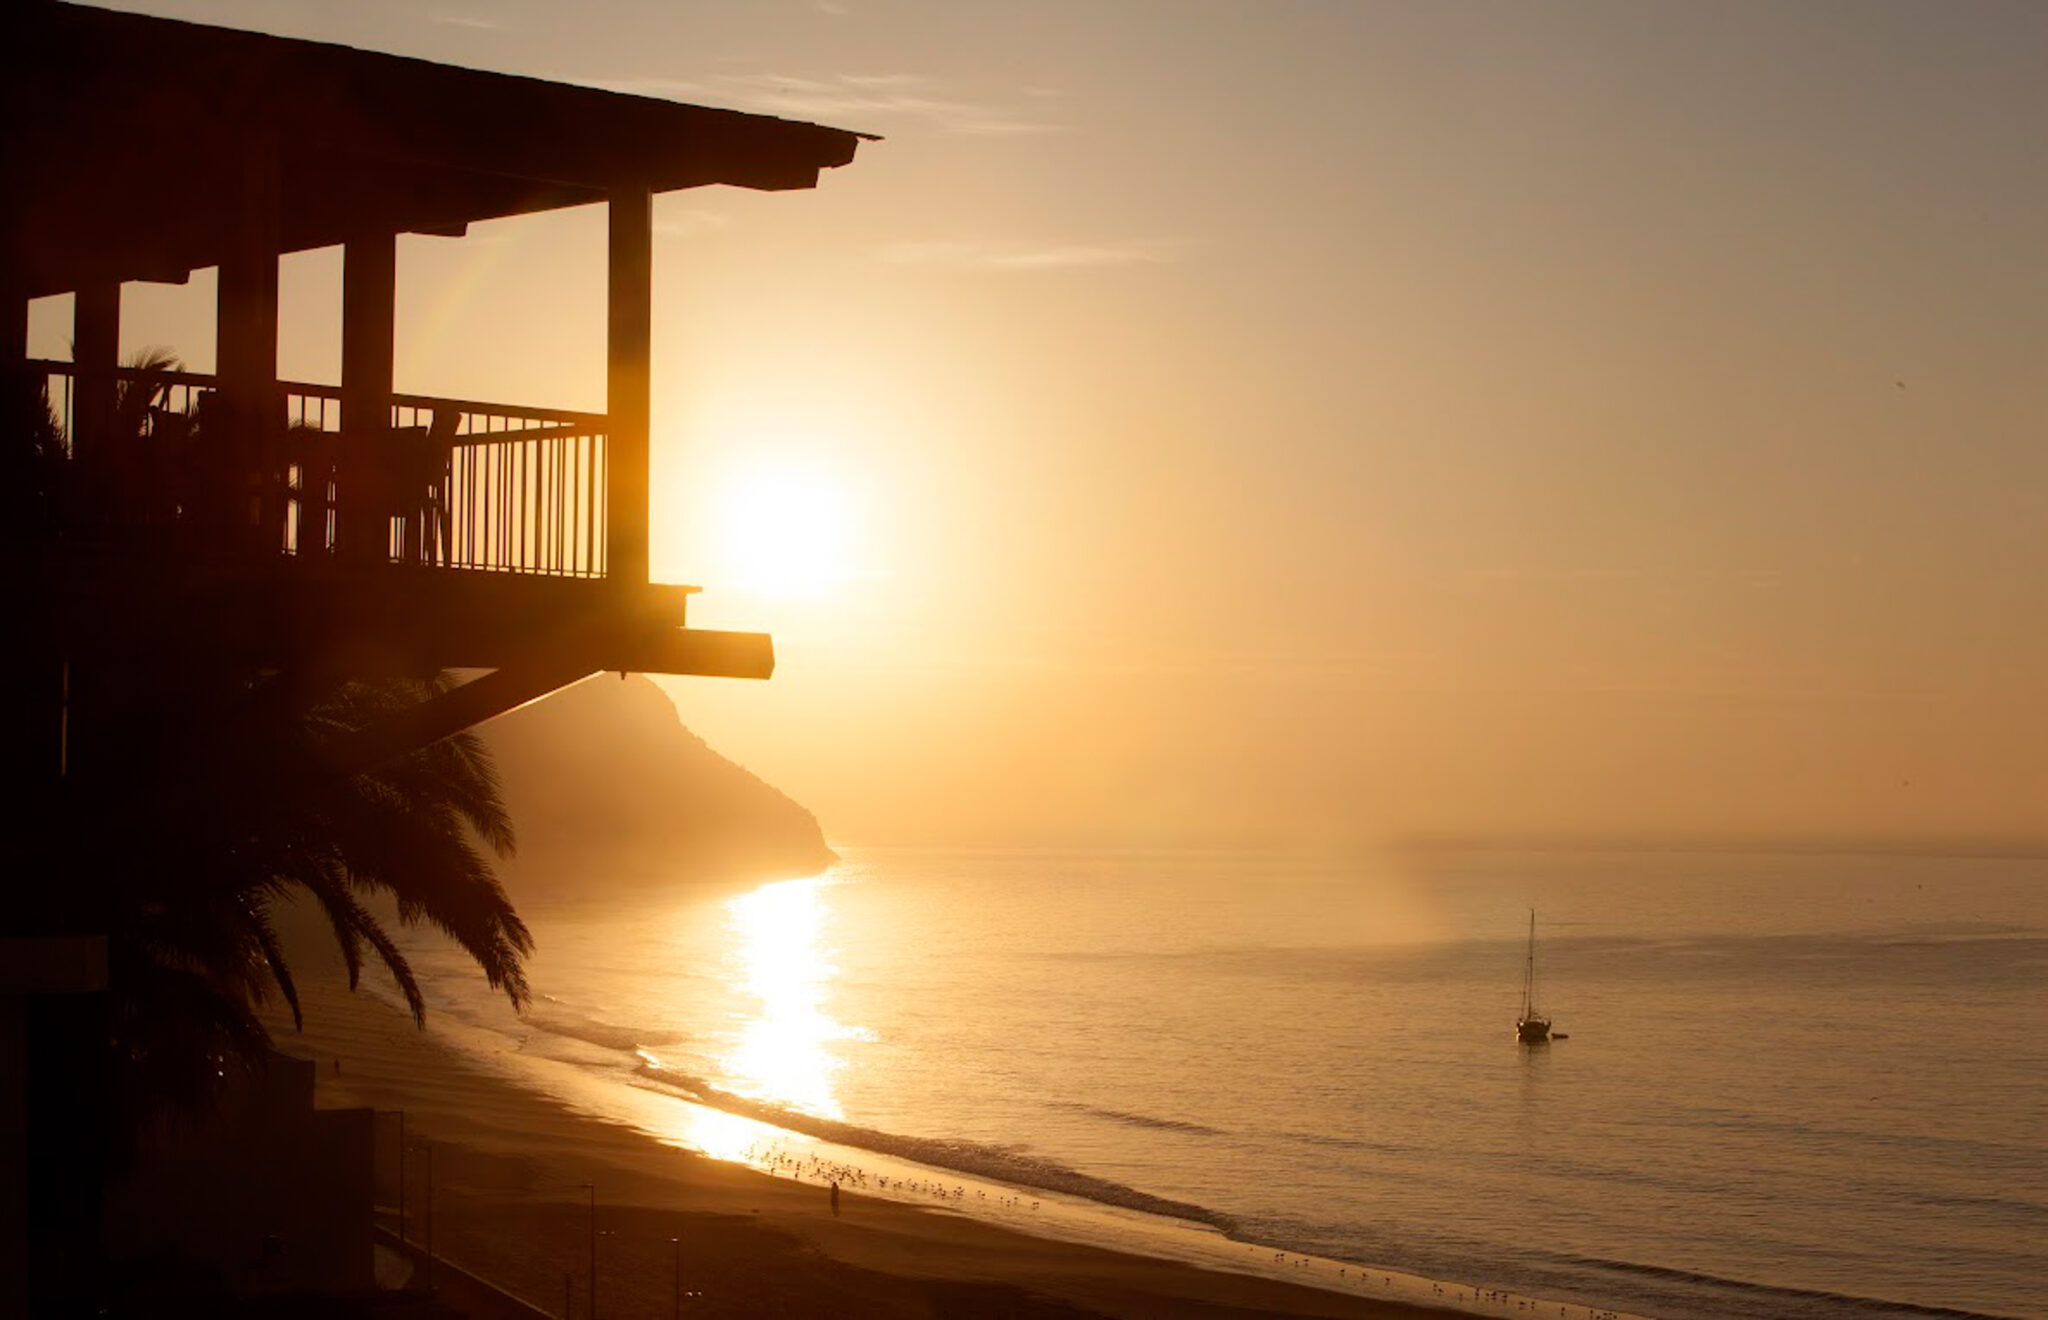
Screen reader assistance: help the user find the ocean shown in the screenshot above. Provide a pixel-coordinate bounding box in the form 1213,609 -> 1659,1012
391,846 -> 2048,1320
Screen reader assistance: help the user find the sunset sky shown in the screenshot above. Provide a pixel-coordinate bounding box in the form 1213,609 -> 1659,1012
48,0 -> 2048,849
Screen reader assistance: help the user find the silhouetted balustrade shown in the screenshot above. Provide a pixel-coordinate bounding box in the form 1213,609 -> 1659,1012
34,360 -> 608,578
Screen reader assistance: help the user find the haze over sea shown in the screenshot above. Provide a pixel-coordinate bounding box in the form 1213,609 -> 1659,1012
392,846 -> 2048,1320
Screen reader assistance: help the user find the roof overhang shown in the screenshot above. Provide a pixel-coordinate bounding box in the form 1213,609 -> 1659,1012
3,2 -> 873,296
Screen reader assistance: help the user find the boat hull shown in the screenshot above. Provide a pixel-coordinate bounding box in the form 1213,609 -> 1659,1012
1516,1015 -> 1551,1044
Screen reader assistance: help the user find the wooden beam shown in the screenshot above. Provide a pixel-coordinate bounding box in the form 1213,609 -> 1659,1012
70,281 -> 119,464
340,231 -> 397,562
613,628 -> 774,680
215,136 -> 282,553
606,185 -> 652,586
1,188 -> 26,365
308,626 -> 771,778
217,140 -> 281,421
2,281 -> 24,369
314,664 -> 602,777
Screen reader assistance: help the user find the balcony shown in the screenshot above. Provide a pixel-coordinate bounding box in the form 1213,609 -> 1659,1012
37,360 -> 610,579
6,0 -> 868,728
27,358 -> 778,687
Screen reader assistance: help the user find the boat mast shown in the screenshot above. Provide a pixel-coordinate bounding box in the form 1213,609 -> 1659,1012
1521,908 -> 1537,1019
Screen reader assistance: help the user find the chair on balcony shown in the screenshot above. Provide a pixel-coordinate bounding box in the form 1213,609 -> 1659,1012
398,408 -> 459,567
323,410 -> 454,567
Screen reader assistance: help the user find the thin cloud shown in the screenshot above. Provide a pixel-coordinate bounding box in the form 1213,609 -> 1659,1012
879,239 -> 1177,272
428,13 -> 501,31
653,209 -> 732,241
574,70 -> 1063,135
1454,565 -> 1787,588
821,644 -> 1438,680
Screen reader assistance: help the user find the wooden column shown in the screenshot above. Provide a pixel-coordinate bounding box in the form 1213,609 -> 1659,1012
215,137 -> 282,554
70,281 -> 118,463
340,232 -> 397,562
0,247 -> 65,841
606,185 -> 652,586
1,278 -> 24,371
1,191 -> 27,372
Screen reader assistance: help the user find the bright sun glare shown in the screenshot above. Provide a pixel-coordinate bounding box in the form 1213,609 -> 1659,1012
720,876 -> 851,1119
712,465 -> 855,599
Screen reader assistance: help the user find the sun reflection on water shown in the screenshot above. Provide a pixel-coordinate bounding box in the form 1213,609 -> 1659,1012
680,1105 -> 774,1162
718,874 -> 856,1119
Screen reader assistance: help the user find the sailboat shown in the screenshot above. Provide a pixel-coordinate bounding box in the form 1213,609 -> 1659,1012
1516,909 -> 1553,1044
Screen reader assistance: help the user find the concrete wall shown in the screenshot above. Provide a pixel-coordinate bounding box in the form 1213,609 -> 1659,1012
378,1228 -> 556,1320
0,936 -> 110,1320
103,1051 -> 376,1297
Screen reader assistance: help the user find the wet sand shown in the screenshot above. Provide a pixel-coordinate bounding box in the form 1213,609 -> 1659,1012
265,966 -> 1470,1320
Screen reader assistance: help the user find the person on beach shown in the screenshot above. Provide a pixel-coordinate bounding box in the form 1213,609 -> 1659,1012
830,1181 -> 841,1216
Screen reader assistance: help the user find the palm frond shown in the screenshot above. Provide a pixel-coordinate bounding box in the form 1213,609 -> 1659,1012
238,897 -> 302,1031
80,659 -> 537,1142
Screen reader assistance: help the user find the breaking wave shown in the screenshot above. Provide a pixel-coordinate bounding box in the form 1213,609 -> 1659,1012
630,1060 -> 1234,1232
520,998 -> 685,1054
1564,1254 -> 2021,1320
1048,1102 -> 1225,1137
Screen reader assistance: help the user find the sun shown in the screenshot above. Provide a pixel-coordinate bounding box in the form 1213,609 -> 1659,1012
709,463 -> 856,599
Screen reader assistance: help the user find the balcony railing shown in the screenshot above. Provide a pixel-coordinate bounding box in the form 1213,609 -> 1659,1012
34,361 -> 608,578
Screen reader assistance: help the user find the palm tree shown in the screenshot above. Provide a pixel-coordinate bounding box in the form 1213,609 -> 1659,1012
66,661 -> 534,1132
11,352 -> 535,1131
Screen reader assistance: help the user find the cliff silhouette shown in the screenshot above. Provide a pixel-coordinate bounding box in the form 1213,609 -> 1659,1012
481,675 -> 837,890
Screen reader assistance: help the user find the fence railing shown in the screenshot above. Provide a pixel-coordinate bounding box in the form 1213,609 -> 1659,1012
33,361 -> 609,578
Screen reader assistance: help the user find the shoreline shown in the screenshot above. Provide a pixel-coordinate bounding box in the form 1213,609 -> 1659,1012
263,962 -> 1644,1320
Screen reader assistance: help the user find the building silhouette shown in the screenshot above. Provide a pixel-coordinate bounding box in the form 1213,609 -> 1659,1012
1,4 -> 869,1312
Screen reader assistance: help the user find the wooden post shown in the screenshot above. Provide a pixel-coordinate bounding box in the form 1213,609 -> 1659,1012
341,231 -> 397,562
584,1182 -> 598,1320
215,137 -> 282,555
70,281 -> 118,465
420,1138 -> 435,1290
606,185 -> 652,586
395,1110 -> 406,1245
1,273 -> 24,370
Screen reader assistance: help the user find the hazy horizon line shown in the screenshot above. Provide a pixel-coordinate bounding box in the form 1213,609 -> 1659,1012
813,832 -> 2048,864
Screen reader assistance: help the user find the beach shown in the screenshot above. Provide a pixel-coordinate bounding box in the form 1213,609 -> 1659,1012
249,846 -> 2048,1320
269,964 -> 1481,1320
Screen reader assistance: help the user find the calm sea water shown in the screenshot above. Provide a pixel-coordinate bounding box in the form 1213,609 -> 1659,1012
396,847 -> 2048,1320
